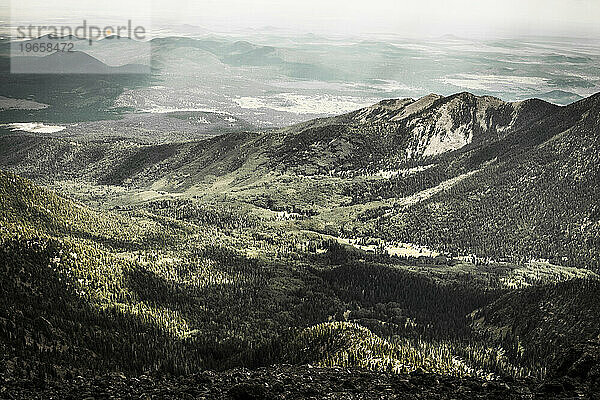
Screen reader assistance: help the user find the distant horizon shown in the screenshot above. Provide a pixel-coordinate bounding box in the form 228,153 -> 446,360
2,26 -> 600,43
3,29 -> 598,109
3,0 -> 600,39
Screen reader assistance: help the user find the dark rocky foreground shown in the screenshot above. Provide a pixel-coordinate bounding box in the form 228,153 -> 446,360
2,366 -> 598,400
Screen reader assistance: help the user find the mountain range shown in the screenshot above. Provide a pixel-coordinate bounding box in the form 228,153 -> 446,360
10,51 -> 149,74
3,91 -> 598,263
1,91 -> 599,397
2,33 -> 598,128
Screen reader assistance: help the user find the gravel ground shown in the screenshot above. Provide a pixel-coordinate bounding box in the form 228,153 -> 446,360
2,365 -> 598,400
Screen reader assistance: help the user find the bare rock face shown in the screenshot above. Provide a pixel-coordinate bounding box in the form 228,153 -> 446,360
352,92 -> 558,159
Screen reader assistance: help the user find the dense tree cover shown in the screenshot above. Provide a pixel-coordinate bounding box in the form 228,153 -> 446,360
325,95 -> 600,270
342,162 -> 455,204
1,92 -> 599,387
140,199 -> 259,230
4,169 -> 589,383
471,279 -> 600,379
282,322 -> 472,376
369,108 -> 600,270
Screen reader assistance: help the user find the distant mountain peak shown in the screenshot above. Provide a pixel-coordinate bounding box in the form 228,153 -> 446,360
31,33 -> 84,41
101,34 -> 135,41
392,93 -> 445,121
373,98 -> 414,110
296,91 -> 564,161
11,50 -> 148,74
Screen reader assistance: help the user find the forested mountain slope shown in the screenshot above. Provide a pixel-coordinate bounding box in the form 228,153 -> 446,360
1,169 -> 599,397
2,92 -> 600,397
1,93 -> 599,268
368,93 -> 600,269
472,279 -> 600,383
0,171 -> 510,379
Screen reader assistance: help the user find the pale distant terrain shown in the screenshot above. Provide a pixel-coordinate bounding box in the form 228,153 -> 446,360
1,33 -> 599,129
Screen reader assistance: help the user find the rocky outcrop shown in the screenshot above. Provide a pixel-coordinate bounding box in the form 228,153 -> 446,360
349,92 -> 559,159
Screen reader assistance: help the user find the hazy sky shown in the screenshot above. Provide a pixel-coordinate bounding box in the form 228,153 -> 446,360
4,0 -> 600,38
